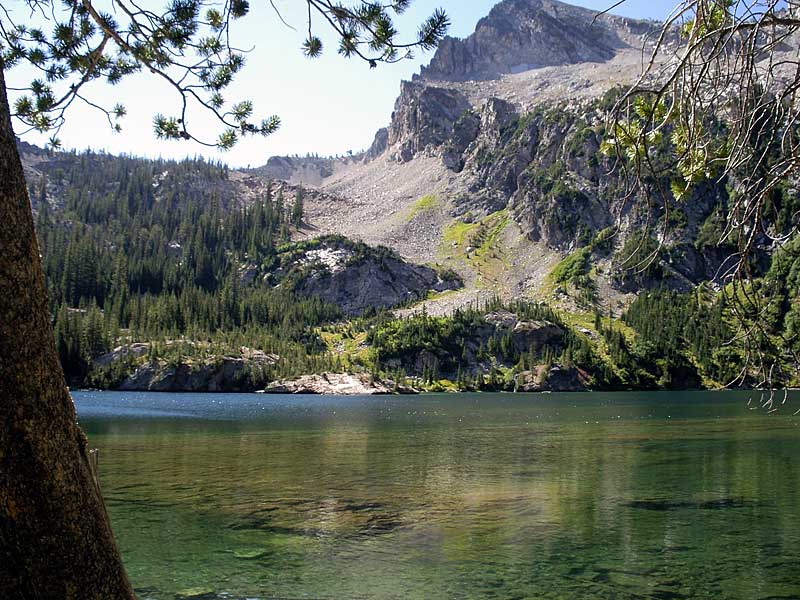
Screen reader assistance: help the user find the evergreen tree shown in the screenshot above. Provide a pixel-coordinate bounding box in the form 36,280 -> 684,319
291,189 -> 304,227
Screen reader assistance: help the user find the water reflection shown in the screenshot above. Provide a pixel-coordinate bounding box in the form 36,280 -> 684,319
75,391 -> 800,599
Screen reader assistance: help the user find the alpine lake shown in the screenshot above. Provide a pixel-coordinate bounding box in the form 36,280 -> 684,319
74,390 -> 800,600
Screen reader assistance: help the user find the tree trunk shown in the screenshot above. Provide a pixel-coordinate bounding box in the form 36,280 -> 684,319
0,66 -> 135,598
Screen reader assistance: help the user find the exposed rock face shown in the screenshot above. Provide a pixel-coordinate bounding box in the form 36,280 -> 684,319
279,237 -> 461,315
110,347 -> 279,392
245,0 -> 665,178
440,110 -> 481,172
478,98 -> 518,145
254,155 -> 335,186
382,309 -> 568,381
92,343 -> 150,368
263,373 -> 411,395
484,309 -> 520,329
484,311 -> 564,351
511,320 -> 564,352
417,92 -> 735,289
364,127 -> 389,161
417,0 -> 657,82
295,257 -> 456,316
514,365 -> 589,391
387,82 -> 471,163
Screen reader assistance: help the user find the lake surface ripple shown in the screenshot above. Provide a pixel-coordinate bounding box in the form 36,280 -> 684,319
74,390 -> 800,600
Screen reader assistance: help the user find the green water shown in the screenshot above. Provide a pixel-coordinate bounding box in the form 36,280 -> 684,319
74,391 -> 800,599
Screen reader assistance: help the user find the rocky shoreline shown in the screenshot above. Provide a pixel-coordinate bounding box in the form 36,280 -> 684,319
261,373 -> 418,395
78,365 -> 593,395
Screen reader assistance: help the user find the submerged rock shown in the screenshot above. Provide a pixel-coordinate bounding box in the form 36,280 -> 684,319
174,588 -> 216,600
231,549 -> 269,560
624,497 -> 749,512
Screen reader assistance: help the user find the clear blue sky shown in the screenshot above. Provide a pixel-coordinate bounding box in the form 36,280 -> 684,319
7,0 -> 679,167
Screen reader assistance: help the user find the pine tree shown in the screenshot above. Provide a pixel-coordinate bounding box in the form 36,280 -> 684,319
291,189 -> 304,227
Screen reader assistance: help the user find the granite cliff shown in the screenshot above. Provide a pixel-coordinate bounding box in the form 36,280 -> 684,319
416,0 -> 657,82
273,0 -> 728,316
25,0 -> 799,393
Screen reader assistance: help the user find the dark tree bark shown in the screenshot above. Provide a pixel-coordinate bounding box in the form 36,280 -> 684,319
0,65 -> 135,598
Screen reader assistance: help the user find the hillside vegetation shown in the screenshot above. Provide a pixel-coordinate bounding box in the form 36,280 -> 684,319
20,0 -> 800,392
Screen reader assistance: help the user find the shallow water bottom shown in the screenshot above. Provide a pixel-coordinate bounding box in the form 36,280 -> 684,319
75,390 -> 800,599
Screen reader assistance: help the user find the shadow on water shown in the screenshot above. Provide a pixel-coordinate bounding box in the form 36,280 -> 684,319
623,497 -> 757,511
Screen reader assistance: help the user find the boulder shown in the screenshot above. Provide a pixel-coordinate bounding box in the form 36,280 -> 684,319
484,310 -> 519,329
282,237 -> 461,315
116,352 -> 278,392
511,320 -> 564,351
93,343 -> 150,367
514,365 -> 589,391
263,373 -> 406,395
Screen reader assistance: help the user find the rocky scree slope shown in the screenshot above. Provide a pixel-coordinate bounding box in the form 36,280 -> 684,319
271,236 -> 461,315
19,0 -> 800,393
273,0 -> 787,315
19,140 -> 460,318
23,0 -> 794,320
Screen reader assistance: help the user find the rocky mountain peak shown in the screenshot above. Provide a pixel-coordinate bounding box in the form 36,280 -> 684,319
416,0 -> 658,82
255,0 -> 662,182
386,81 -> 472,163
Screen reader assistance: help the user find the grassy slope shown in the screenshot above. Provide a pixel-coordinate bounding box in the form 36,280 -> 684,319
440,210 -> 511,288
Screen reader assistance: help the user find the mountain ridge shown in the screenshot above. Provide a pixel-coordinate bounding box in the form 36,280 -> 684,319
416,0 -> 658,82
18,0 -> 800,392
254,0 -> 665,185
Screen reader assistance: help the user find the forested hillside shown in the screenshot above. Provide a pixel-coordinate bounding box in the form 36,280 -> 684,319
17,145 -> 790,392
20,0 -> 800,393
24,143 -> 455,389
